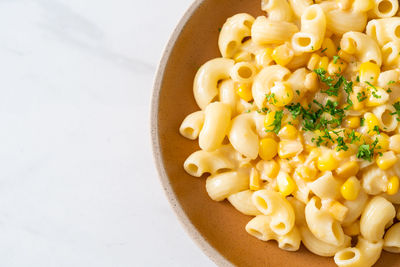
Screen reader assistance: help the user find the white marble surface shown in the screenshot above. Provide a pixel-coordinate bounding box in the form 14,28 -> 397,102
0,0 -> 214,266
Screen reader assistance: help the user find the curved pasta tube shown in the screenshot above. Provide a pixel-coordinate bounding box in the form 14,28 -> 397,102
342,188 -> 369,226
252,65 -> 291,108
252,190 -> 295,235
179,111 -> 205,140
309,171 -> 342,200
261,0 -> 293,21
382,41 -> 400,66
300,225 -> 351,257
230,62 -> 257,83
245,215 -> 301,251
361,165 -> 388,195
228,113 -> 259,159
205,171 -> 249,201
305,196 -> 345,246
378,69 -> 399,88
199,102 -> 231,152
372,105 -> 398,132
292,5 -> 326,52
183,145 -> 240,177
384,222 -> 400,253
340,32 -> 382,65
366,18 -> 400,47
288,0 -> 313,18
218,80 -> 237,115
228,190 -> 262,216
334,237 -> 383,267
218,13 -> 255,58
193,58 -> 235,109
360,196 -> 395,242
251,16 -> 299,45
370,0 -> 399,18
325,9 -> 367,36
288,197 -> 306,226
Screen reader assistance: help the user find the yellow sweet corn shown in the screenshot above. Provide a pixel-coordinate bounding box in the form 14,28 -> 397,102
365,87 -> 389,107
375,133 -> 390,152
277,172 -> 296,196
317,150 -> 339,171
341,176 -> 361,201
236,83 -> 253,102
327,58 -> 347,75
264,111 -> 276,131
318,56 -> 329,70
376,151 -> 397,170
364,112 -> 379,133
345,116 -> 360,129
307,53 -> 321,71
296,163 -> 318,181
255,48 -> 274,67
263,159 -> 280,178
278,124 -> 298,139
350,86 -> 365,111
305,72 -> 318,92
338,50 -> 353,62
387,176 -> 400,195
359,62 -> 380,85
327,200 -> 348,222
270,81 -> 293,107
272,43 -> 294,66
321,38 -> 337,58
335,161 -> 360,179
250,168 -> 262,191
259,138 -> 278,160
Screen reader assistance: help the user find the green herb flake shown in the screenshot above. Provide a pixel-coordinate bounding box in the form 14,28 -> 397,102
388,80 -> 396,85
333,55 -> 340,64
266,110 -> 284,134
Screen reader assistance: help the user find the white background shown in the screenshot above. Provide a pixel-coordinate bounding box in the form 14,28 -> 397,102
0,0 -> 214,266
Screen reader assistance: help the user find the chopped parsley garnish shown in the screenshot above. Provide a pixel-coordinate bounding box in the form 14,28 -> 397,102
357,91 -> 367,102
388,80 -> 395,85
336,136 -> 349,152
333,55 -> 340,64
391,101 -> 400,121
321,48 -> 327,53
360,117 -> 365,126
387,88 -> 392,93
357,139 -> 379,161
372,125 -> 380,134
296,89 -> 300,96
365,81 -> 377,91
265,93 -> 277,104
348,130 -> 361,144
266,110 -> 284,134
371,90 -> 381,99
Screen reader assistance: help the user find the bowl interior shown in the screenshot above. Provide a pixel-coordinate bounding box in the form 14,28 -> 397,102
153,0 -> 399,266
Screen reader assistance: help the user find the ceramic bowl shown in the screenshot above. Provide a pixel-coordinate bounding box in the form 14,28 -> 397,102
151,0 -> 398,266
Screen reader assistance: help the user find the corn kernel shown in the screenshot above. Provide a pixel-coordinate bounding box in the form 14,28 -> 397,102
350,86 -> 365,111
341,176 -> 361,201
345,116 -> 360,129
250,168 -> 262,191
343,221 -> 360,236
270,81 -> 293,107
338,50 -> 353,62
364,112 -> 379,133
278,140 -> 303,159
278,124 -> 298,139
259,138 -> 278,160
318,56 -> 329,70
390,134 -> 400,153
264,111 -> 276,131
375,133 -> 390,152
262,159 -> 280,178
317,150 -> 339,171
335,161 -> 360,179
327,200 -> 348,222
376,151 -> 397,170
387,176 -> 400,195
321,38 -> 337,58
307,53 -> 321,71
277,172 -> 296,196
328,59 -> 347,75
305,72 -> 318,92
296,163 -> 318,181
366,87 -> 389,107
359,62 -> 380,85
272,43 -> 294,66
236,84 -> 253,102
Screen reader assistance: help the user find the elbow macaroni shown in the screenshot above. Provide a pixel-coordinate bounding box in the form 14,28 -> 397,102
180,1 -> 400,266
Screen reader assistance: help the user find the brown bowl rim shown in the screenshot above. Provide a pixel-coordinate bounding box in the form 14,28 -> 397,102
150,0 -> 232,266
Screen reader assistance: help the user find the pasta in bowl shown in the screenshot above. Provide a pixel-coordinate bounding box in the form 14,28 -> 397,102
152,0 -> 400,266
